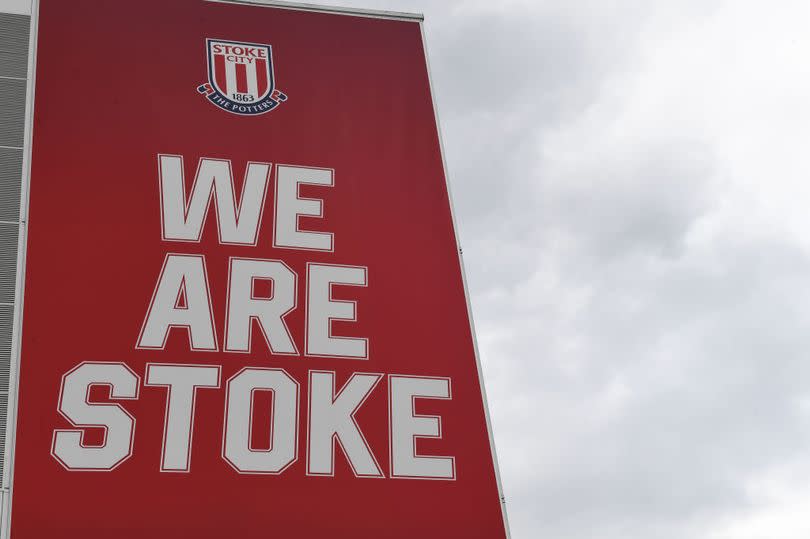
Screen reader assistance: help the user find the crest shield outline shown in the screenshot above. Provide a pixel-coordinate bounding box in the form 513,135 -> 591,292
197,37 -> 287,116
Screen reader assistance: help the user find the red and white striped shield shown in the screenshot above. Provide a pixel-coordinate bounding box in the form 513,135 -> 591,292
206,39 -> 274,104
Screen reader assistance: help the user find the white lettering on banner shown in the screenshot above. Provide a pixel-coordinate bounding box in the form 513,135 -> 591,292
162,159 -> 336,250
223,368 -> 299,474
389,375 -> 455,480
137,254 -> 218,351
138,257 -> 368,356
307,371 -> 384,477
53,362 -> 453,478
51,362 -> 140,471
306,263 -> 369,359
159,155 -> 270,245
224,258 -> 298,355
273,165 -> 334,252
51,153 -> 457,481
145,364 -> 221,472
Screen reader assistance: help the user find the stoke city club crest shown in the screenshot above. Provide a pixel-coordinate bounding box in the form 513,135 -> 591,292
197,38 -> 287,116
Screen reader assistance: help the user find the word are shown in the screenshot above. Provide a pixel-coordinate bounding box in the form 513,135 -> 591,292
137,255 -> 368,358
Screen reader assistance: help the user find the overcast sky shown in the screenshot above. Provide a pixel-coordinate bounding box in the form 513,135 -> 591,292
5,0 -> 810,537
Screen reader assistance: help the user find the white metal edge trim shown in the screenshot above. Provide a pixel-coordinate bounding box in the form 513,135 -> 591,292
418,21 -> 512,538
205,0 -> 423,22
2,0 -> 38,536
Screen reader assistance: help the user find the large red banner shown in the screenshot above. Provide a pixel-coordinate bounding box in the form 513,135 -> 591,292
10,1 -> 508,537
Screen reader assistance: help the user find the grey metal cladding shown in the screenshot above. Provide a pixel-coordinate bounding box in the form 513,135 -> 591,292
0,13 -> 31,79
0,306 -> 10,394
0,224 -> 18,305
0,148 -> 22,222
0,9 -> 25,492
0,392 -> 7,470
0,305 -> 9,475
0,78 -> 27,148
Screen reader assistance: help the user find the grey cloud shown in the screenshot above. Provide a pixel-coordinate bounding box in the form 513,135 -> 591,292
541,138 -> 718,260
511,237 -> 810,538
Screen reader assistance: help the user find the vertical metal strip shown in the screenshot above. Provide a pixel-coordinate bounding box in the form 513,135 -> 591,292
2,0 -> 40,537
418,21 -> 512,538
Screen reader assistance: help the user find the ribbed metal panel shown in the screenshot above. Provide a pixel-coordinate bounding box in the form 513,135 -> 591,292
0,148 -> 22,222
0,392 -> 7,475
0,78 -> 26,148
0,306 -> 10,395
0,7 -> 25,501
0,224 -> 18,306
0,13 -> 30,79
